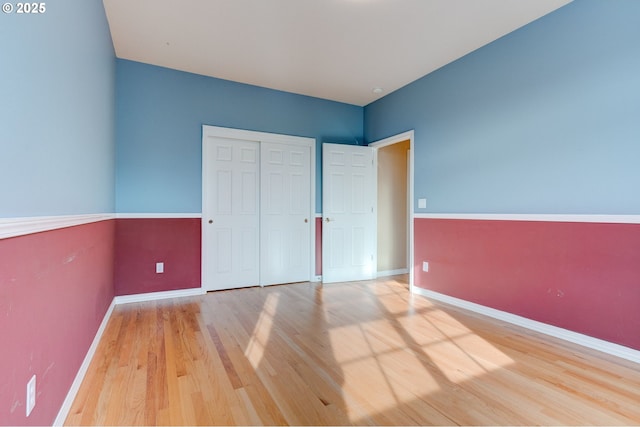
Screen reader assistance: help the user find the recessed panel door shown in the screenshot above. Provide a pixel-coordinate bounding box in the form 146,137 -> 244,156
260,142 -> 311,286
203,137 -> 259,290
322,143 -> 375,283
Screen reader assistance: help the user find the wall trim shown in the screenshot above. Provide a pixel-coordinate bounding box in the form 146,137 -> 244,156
412,287 -> 640,364
114,287 -> 206,305
0,214 -> 114,240
414,213 -> 640,224
377,268 -> 409,278
115,213 -> 202,219
53,299 -> 116,426
0,212 -> 206,240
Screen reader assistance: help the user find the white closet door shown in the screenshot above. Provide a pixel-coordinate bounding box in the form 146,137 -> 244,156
322,143 -> 376,283
260,142 -> 311,286
202,137 -> 260,291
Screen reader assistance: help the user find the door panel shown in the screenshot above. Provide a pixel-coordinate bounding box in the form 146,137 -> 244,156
260,142 -> 311,286
322,143 -> 376,283
203,137 -> 260,291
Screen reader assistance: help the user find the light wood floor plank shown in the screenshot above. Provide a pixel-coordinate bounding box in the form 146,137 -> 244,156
65,276 -> 640,425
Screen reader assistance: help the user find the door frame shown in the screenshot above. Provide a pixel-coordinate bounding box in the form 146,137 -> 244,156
201,125 -> 316,290
369,130 -> 415,290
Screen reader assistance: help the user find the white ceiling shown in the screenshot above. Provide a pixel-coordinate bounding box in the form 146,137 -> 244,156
103,0 -> 571,106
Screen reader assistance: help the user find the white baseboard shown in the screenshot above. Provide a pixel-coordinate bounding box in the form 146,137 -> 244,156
113,287 -> 206,305
53,299 -> 116,426
377,268 -> 409,278
412,287 -> 640,364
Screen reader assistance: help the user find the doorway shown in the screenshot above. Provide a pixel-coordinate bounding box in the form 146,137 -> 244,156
370,130 -> 415,287
377,140 -> 410,276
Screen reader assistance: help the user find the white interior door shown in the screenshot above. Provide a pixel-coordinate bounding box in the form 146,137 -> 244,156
322,143 -> 376,283
260,142 -> 311,286
202,137 -> 260,291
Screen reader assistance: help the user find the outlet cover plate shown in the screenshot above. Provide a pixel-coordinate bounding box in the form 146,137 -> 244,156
26,374 -> 36,417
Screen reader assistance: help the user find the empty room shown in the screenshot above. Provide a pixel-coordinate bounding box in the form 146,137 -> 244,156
1,0 -> 639,425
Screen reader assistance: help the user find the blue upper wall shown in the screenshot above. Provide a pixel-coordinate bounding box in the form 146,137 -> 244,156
115,59 -> 363,213
0,0 -> 115,217
365,0 -> 640,214
4,1 -> 635,217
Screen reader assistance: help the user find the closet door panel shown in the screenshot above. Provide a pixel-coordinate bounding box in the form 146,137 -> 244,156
260,142 -> 311,286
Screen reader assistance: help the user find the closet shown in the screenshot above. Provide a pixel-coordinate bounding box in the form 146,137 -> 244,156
201,126 -> 315,291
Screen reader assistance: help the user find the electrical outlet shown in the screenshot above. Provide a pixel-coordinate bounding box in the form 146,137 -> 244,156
156,262 -> 164,273
422,261 -> 429,272
26,375 -> 36,417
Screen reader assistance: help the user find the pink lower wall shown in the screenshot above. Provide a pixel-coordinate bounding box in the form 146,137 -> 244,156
0,220 -> 115,426
414,218 -> 640,351
114,218 -> 201,296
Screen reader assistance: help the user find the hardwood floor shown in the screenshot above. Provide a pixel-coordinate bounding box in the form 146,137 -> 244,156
65,276 -> 640,425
